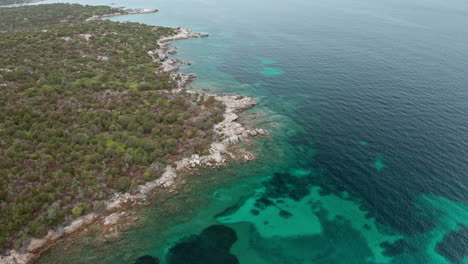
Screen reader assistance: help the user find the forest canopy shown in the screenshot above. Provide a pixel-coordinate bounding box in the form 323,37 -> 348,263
0,3 -> 225,250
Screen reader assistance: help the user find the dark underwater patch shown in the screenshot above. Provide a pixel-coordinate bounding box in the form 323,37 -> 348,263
214,202 -> 244,218
279,209 -> 293,218
265,172 -> 312,201
167,225 -> 239,264
380,239 -> 415,256
254,197 -> 275,209
134,255 -> 159,264
435,224 -> 468,264
250,209 -> 260,215
251,172 -> 313,213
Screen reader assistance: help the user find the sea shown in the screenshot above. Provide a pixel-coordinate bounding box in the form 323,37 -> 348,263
31,0 -> 468,263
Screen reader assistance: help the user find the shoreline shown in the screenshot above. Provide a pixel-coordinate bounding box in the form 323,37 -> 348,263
85,7 -> 158,21
0,25 -> 268,264
0,0 -> 44,7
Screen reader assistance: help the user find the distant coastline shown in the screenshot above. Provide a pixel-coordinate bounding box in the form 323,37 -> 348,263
85,7 -> 158,21
0,0 -> 44,7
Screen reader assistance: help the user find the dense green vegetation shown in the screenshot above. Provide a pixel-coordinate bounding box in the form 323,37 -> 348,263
0,4 -> 225,250
0,3 -> 125,31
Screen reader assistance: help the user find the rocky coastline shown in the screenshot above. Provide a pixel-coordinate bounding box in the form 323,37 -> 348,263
0,0 -> 44,7
0,28 -> 267,264
85,7 -> 158,21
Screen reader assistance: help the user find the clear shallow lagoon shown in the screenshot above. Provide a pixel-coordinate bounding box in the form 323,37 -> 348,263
35,0 -> 468,263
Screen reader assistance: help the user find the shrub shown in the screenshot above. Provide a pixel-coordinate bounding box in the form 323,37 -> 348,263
71,205 -> 87,217
116,177 -> 131,192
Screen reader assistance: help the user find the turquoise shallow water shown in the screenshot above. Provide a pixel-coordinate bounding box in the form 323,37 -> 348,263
34,0 -> 468,263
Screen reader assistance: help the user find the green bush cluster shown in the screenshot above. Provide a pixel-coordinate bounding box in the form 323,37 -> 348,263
0,4 -> 225,250
71,205 -> 87,217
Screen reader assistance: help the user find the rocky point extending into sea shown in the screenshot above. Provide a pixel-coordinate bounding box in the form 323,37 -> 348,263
0,25 -> 268,264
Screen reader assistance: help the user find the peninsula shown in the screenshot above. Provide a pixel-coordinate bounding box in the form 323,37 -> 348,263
0,3 -> 266,263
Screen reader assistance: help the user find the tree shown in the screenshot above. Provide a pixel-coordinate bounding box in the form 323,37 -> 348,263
116,177 -> 131,192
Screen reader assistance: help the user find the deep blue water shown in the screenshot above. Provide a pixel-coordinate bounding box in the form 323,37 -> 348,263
35,0 -> 468,263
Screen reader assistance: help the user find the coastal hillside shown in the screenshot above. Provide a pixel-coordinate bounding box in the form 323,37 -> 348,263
0,3 -> 225,251
0,4 -> 125,30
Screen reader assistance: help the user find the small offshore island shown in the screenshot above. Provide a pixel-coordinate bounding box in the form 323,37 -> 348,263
0,3 -> 266,263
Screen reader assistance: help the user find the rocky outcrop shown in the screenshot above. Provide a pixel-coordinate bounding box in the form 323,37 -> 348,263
174,73 -> 197,88
158,28 -> 209,43
172,94 -> 266,171
0,251 -> 35,264
161,59 -> 179,72
78,33 -> 92,41
147,28 -> 208,74
103,212 -> 125,227
0,214 -> 98,264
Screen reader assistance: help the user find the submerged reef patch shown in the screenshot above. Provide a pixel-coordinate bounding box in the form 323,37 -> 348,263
134,255 -> 160,264
374,156 -> 385,171
279,209 -> 293,219
258,57 -> 284,76
380,239 -> 416,256
167,225 -> 239,264
260,67 -> 285,77
262,172 -> 313,202
218,169 -> 403,261
435,224 -> 468,264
